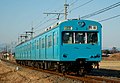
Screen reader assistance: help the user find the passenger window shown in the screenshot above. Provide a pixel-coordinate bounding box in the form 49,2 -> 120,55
87,32 -> 98,44
62,32 -> 73,44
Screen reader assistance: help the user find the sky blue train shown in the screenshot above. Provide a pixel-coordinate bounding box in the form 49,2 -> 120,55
15,19 -> 102,75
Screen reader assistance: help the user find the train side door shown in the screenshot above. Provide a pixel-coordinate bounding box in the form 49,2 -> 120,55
45,35 -> 47,59
41,38 -> 45,59
53,31 -> 58,59
36,40 -> 39,60
39,38 -> 41,59
35,40 -> 37,59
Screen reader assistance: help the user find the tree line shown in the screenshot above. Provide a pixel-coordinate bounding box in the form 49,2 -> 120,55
102,47 -> 120,55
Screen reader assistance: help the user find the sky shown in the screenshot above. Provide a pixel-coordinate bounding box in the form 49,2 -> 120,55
0,0 -> 120,49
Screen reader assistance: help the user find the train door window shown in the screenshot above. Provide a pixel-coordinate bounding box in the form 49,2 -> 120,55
62,32 -> 73,44
34,41 -> 36,49
75,32 -> 85,44
32,42 -> 35,50
30,42 -> 32,57
39,38 -> 41,49
28,44 -> 29,58
35,40 -> 37,50
45,36 -> 48,48
21,47 -> 22,58
37,40 -> 39,49
27,44 -> 28,58
20,47 -> 21,58
87,32 -> 98,44
22,47 -> 23,58
42,38 -> 45,48
53,33 -> 57,45
26,45 -> 27,57
24,46 -> 25,57
48,35 -> 52,47
24,45 -> 26,58
21,47 -> 23,58
31,43 -> 33,50
22,46 -> 24,58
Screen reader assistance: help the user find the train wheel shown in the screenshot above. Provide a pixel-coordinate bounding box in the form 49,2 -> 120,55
77,68 -> 85,76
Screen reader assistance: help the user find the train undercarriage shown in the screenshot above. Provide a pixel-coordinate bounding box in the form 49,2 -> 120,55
16,59 -> 99,76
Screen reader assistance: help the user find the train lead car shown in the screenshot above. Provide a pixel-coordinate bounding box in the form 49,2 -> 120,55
15,19 -> 102,76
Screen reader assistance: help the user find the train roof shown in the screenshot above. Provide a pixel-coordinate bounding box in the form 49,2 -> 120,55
16,19 -> 101,47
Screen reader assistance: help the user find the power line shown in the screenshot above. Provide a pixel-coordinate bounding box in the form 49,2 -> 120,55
34,15 -> 65,33
34,0 -> 94,33
34,19 -> 58,33
69,0 -> 79,6
34,15 -> 56,30
69,0 -> 94,13
99,14 -> 120,22
33,8 -> 65,30
34,16 -> 48,29
81,1 -> 120,19
34,0 -> 80,31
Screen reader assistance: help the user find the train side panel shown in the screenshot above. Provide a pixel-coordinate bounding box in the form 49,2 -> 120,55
15,26 -> 61,61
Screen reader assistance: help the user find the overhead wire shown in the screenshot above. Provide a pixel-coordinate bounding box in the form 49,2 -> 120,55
69,0 -> 94,13
28,8 -> 53,30
69,0 -> 79,6
34,0 -> 80,33
33,1 -> 120,33
81,1 -> 120,19
34,15 -> 57,30
34,16 -> 48,29
33,5 -> 65,31
99,14 -> 120,22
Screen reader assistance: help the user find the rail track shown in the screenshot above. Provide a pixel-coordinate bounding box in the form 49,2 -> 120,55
1,59 -> 120,83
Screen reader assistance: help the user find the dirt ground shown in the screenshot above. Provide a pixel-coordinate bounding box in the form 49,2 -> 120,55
0,60 -> 81,83
0,53 -> 120,83
100,53 -> 120,70
100,61 -> 120,70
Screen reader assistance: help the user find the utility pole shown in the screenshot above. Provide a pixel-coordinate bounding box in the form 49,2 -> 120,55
64,0 -> 69,20
44,0 -> 69,20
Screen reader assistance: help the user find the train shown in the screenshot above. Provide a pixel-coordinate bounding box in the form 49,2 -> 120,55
15,19 -> 102,76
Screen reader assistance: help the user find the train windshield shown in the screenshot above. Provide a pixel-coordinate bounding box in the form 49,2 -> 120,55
62,32 -> 98,44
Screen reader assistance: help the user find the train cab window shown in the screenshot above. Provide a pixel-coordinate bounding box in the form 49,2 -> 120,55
87,32 -> 98,44
62,32 -> 73,44
75,32 -> 85,44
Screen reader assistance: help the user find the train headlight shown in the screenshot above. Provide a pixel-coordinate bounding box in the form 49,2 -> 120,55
63,54 -> 67,58
64,26 -> 72,30
90,54 -> 100,58
89,26 -> 97,30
